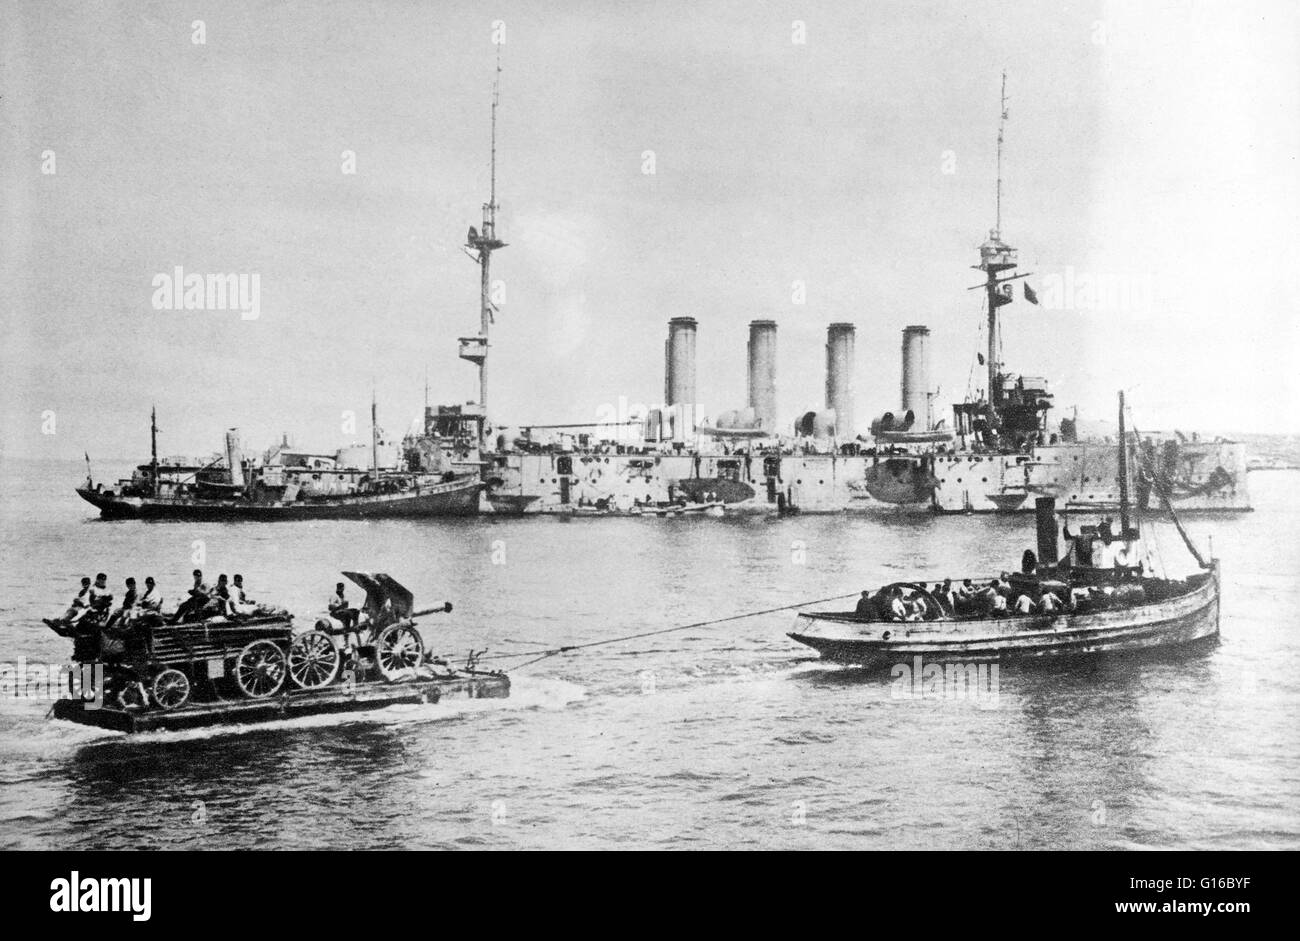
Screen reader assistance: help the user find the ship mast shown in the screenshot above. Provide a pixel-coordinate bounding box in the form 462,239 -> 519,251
150,405 -> 159,496
1117,390 -> 1131,535
371,391 -> 379,481
996,71 -> 1006,239
973,71 -> 1030,430
990,71 -> 1006,404
461,46 -> 507,448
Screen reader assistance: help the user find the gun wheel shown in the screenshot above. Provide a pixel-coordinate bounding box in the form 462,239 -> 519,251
288,631 -> 340,690
234,640 -> 286,698
376,625 -> 423,681
151,669 -> 191,710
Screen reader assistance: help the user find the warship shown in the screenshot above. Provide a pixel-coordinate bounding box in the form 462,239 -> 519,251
474,75 -> 1250,516
77,71 -> 1250,520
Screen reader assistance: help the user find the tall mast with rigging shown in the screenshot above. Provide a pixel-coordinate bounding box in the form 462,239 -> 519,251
460,46 -> 507,447
972,71 -> 1031,430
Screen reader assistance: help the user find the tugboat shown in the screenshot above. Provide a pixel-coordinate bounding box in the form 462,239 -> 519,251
789,393 -> 1221,665
47,572 -> 508,733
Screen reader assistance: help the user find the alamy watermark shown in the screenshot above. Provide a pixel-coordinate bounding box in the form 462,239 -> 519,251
151,266 -> 261,320
0,658 -> 104,709
1036,266 -> 1172,315
890,655 -> 1000,709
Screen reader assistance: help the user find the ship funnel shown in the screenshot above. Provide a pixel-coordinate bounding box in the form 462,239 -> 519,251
1035,497 -> 1059,567
901,325 -> 931,430
747,319 -> 777,432
825,322 -> 856,439
665,317 -> 697,442
225,429 -> 245,487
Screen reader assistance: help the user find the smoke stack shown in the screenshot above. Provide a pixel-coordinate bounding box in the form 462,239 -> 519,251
901,325 -> 931,430
665,316 -> 697,441
825,322 -> 856,439
225,428 -> 245,487
1035,497 -> 1059,566
747,319 -> 777,432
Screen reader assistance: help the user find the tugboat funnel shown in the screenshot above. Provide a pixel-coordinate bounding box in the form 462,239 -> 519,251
1035,496 -> 1058,567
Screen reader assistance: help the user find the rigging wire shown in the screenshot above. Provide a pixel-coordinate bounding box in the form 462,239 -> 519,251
463,590 -> 864,671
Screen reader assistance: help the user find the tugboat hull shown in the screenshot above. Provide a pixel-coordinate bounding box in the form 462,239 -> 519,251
789,563 -> 1220,667
51,672 -> 510,734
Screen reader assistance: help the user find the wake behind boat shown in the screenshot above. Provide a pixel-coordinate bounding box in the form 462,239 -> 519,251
789,393 -> 1221,666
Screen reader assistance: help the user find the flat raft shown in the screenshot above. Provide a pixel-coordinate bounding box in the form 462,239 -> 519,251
52,671 -> 510,734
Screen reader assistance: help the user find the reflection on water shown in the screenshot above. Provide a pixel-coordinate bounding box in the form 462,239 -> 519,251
1,460 -> 1297,849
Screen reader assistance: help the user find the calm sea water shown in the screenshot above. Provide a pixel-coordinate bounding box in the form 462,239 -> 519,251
1,458 -> 1296,850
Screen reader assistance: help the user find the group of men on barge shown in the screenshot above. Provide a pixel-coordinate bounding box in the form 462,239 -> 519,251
56,569 -> 268,630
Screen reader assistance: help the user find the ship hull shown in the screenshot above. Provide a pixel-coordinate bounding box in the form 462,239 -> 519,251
488,439 -> 1250,516
77,479 -> 483,521
789,563 -> 1220,666
51,672 -> 510,733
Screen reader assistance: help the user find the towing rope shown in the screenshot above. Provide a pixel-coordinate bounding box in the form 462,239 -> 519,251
472,591 -> 863,671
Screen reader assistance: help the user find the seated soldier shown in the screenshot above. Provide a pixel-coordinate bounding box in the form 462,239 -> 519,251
63,577 -> 93,624
86,573 -> 113,622
328,582 -> 359,628
174,569 -> 210,623
228,574 -> 258,618
105,577 -> 138,629
138,577 -> 162,615
201,574 -> 231,619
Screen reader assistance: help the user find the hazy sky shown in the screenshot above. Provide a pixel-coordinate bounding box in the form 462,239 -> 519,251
3,0 -> 1297,462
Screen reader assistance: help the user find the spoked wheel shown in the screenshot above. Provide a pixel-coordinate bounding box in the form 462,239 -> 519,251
151,668 -> 191,710
287,630 -> 340,690
375,625 -> 423,681
234,640 -> 287,698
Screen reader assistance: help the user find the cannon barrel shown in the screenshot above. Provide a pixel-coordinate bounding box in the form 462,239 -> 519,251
411,602 -> 454,617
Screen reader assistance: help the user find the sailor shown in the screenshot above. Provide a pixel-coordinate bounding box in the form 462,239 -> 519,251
854,591 -> 875,618
1014,592 -> 1035,615
937,579 -> 957,615
1037,591 -> 1062,614
63,577 -> 93,624
988,585 -> 1009,617
175,569 -> 211,622
329,582 -> 358,629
